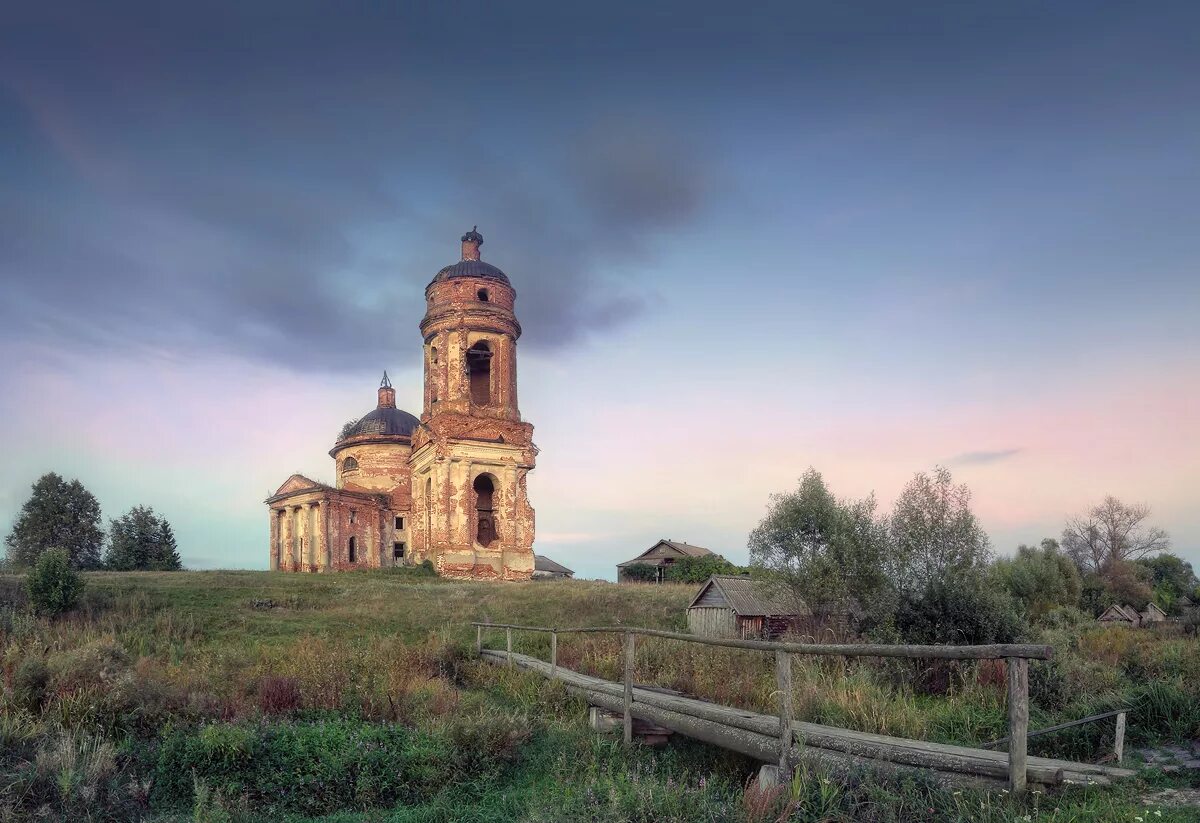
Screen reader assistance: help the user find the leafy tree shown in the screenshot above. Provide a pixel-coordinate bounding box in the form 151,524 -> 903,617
1062,496 -> 1169,575
886,467 -> 992,597
992,538 -> 1081,619
5,473 -> 104,569
620,563 -> 658,583
1079,562 -> 1154,615
105,506 -> 183,571
663,555 -> 744,584
26,548 -> 86,616
1137,556 -> 1195,602
882,468 -> 1022,643
748,468 -> 887,615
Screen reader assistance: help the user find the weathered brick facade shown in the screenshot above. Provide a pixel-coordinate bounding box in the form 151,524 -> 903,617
266,230 -> 537,579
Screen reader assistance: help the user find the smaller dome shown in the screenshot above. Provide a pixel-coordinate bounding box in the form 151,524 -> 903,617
339,407 -> 419,441
432,259 -> 511,286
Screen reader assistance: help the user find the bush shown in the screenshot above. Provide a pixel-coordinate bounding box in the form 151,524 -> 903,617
26,548 -> 85,616
621,563 -> 659,582
13,658 -> 50,713
662,555 -> 746,584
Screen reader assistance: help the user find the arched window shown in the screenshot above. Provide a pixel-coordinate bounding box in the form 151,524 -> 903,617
474,474 -> 497,547
342,456 -> 359,472
348,535 -> 357,563
477,288 -> 489,302
467,341 -> 492,406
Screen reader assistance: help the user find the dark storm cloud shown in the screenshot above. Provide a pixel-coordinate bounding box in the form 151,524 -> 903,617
0,2 -> 716,369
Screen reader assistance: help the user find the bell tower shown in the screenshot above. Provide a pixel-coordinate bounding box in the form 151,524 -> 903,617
408,228 -> 537,580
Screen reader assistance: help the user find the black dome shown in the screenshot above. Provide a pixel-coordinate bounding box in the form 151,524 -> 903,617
339,407 -> 419,441
431,259 -> 511,286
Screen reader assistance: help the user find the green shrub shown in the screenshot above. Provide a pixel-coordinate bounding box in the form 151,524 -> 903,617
152,720 -> 456,816
26,548 -> 85,616
620,563 -> 659,582
13,658 -> 50,713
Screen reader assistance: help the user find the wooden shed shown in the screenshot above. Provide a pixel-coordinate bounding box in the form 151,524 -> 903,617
532,555 -> 574,579
686,575 -> 810,639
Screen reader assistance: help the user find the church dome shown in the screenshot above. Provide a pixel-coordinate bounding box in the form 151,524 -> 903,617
335,372 -> 419,443
339,406 -> 419,441
430,226 -> 511,286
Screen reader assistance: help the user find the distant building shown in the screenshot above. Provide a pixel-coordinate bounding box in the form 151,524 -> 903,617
687,575 -> 854,640
1096,602 -> 1168,628
533,555 -> 574,579
616,539 -> 720,583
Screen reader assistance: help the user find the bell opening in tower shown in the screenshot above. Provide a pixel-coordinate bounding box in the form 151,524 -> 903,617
474,473 -> 497,547
467,341 -> 492,406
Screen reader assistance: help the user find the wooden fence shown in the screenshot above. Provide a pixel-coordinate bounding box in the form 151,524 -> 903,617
473,622 -> 1053,793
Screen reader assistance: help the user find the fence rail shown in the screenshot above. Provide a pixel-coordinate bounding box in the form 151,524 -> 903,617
472,622 -> 1054,792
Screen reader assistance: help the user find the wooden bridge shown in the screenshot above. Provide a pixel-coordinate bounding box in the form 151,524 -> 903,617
473,623 -> 1135,793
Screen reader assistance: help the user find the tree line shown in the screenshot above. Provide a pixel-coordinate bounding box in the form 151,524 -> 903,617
749,467 -> 1196,644
3,472 -> 183,572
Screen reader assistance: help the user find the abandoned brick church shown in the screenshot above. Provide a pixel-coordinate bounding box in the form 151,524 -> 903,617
266,228 -> 537,579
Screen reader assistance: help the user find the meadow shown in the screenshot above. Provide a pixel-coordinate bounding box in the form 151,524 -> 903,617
1,570 -> 1198,822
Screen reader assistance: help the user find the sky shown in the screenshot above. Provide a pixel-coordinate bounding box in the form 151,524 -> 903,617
1,1 -> 1197,579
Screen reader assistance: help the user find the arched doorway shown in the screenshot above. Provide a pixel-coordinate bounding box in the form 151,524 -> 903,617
474,474 -> 498,547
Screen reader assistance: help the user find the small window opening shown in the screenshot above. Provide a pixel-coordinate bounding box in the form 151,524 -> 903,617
393,541 -> 405,560
467,341 -> 492,406
342,456 -> 359,472
474,474 -> 497,547
477,288 -> 489,302
394,516 -> 404,530
349,509 -> 356,525
431,346 -> 439,365
348,536 -> 357,563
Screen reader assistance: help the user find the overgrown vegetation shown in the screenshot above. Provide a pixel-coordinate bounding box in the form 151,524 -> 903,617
0,571 -> 1197,821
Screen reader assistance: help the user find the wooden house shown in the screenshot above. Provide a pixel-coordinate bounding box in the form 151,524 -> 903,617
1096,602 -> 1169,628
1141,602 -> 1168,624
532,555 -> 574,580
617,539 -> 721,583
686,575 -> 812,639
1097,604 -> 1141,627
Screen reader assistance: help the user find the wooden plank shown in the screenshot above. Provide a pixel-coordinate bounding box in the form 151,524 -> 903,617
1007,657 -> 1029,793
1114,712 -> 1125,764
981,708 -> 1132,749
475,625 -> 482,655
550,631 -> 557,679
469,622 -> 1052,660
623,632 -> 635,744
776,650 -> 792,770
506,627 -> 512,666
480,650 -> 1112,785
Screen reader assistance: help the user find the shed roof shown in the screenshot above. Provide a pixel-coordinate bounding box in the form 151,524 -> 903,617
616,539 -> 718,567
534,555 -> 574,575
1097,604 -> 1139,622
687,575 -> 809,617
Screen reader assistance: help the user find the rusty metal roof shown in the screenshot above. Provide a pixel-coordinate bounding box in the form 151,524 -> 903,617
338,407 -> 420,442
687,575 -> 809,617
534,555 -> 574,575
432,259 -> 511,285
616,539 -> 718,567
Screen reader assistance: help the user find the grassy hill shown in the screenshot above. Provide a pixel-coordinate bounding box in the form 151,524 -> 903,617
1,570 -> 1197,822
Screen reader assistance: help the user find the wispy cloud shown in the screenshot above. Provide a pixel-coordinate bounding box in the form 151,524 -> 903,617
947,448 -> 1023,466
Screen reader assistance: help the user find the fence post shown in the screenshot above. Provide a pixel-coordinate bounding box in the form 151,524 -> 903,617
1007,657 -> 1029,793
475,625 -> 482,655
550,631 -> 558,679
776,649 -> 793,770
1114,711 -> 1126,764
623,632 -> 635,744
506,627 -> 513,666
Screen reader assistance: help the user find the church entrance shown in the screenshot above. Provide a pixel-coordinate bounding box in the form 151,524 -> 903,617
474,474 -> 497,547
